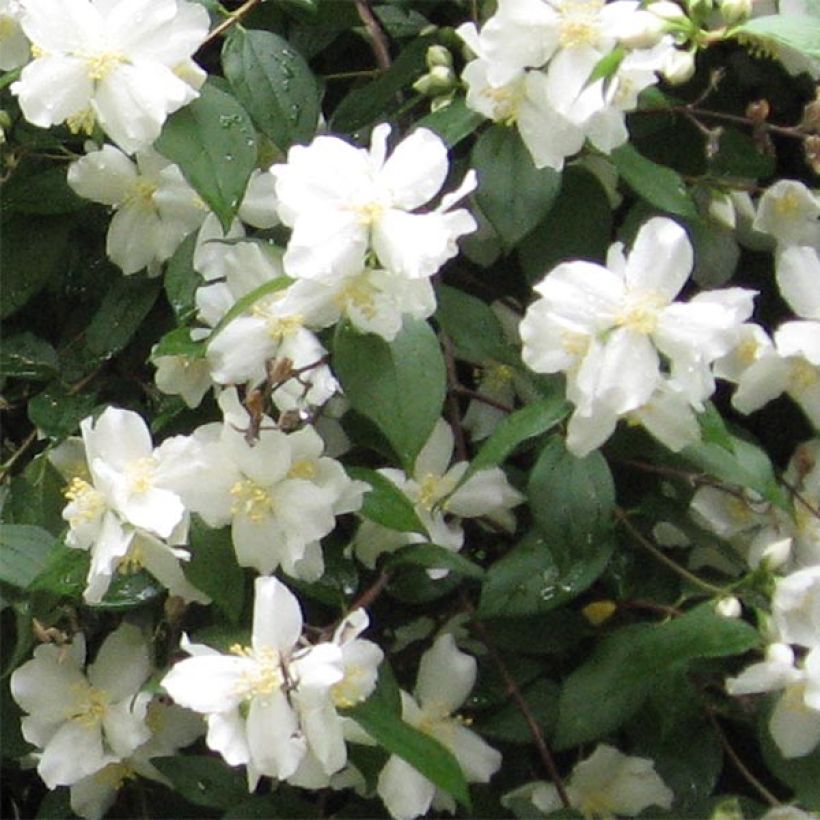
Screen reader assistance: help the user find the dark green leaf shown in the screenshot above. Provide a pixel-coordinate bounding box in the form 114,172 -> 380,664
2,165 -> 86,214
222,28 -> 319,149
333,318 -> 446,472
518,167 -> 612,282
85,275 -> 162,357
435,285 -> 518,366
477,678 -> 559,744
95,570 -> 164,610
151,327 -> 205,360
472,125 -> 562,250
0,215 -> 72,319
386,543 -> 485,580
152,756 -> 249,809
611,143 -> 699,221
344,690 -> 471,810
331,36 -> 435,133
710,127 -> 776,179
4,455 -> 66,535
155,81 -> 258,231
0,525 -> 58,589
28,385 -> 97,439
553,604 -> 760,748
185,519 -> 245,624
164,233 -> 200,323
28,544 -> 88,598
466,396 -> 570,480
414,97 -> 485,148
0,333 -> 58,380
347,467 -> 425,533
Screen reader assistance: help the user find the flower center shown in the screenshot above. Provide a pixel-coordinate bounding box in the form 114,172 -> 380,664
230,479 -> 275,522
336,273 -> 378,319
561,329 -> 591,358
82,50 -> 128,82
252,303 -> 303,340
64,477 -> 106,526
287,458 -> 317,480
615,291 -> 666,335
127,457 -> 157,494
417,472 -> 456,511
66,107 -> 97,136
788,358 -> 818,394
773,189 -> 804,218
231,644 -> 285,698
483,363 -> 515,392
331,664 -> 367,709
736,336 -> 760,366
484,81 -> 525,126
124,179 -> 158,209
577,789 -> 616,817
67,683 -> 109,728
558,0 -> 604,49
118,541 -> 146,574
355,201 -> 386,227
94,761 -> 135,789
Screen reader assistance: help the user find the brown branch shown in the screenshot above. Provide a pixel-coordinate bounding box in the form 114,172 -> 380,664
635,104 -> 807,140
353,0 -> 391,71
462,593 -> 572,809
614,507 -> 728,596
318,569 -> 393,641
199,0 -> 263,50
440,332 -> 469,463
705,710 -> 780,807
450,385 -> 514,414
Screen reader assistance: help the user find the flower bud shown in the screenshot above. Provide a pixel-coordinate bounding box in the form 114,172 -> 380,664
649,0 -> 688,21
413,64 -> 456,96
719,0 -> 752,23
426,44 -> 453,70
662,48 -> 696,84
615,9 -> 667,48
715,596 -> 742,619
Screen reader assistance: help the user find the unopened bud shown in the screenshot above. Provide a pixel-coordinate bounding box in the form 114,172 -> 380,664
413,65 -> 456,96
719,0 -> 752,23
662,48 -> 696,84
582,600 -> 618,626
615,10 -> 667,48
715,596 -> 742,619
805,135 -> 820,176
760,537 -> 792,571
686,0 -> 714,17
426,44 -> 453,70
707,192 -> 737,229
0,110 -> 11,130
648,0 -> 688,20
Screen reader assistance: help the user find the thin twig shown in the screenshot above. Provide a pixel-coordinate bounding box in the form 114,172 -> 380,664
440,332 -> 469,463
635,104 -> 807,140
705,710 -> 780,807
353,0 -> 391,71
451,385 -> 514,414
0,430 -> 37,481
318,570 -> 393,641
462,593 -> 572,809
781,477 -> 820,523
614,507 -> 729,596
199,0 -> 263,50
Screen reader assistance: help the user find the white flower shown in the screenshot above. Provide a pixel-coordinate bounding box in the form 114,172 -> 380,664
52,407 -> 209,604
69,699 -> 203,820
162,576 -> 345,789
184,389 -> 367,580
377,634 -> 501,820
521,217 -> 755,455
11,0 -> 209,153
352,419 -> 524,570
11,623 -> 152,789
67,145 -> 207,275
753,180 -> 820,251
773,566 -> 820,647
727,643 -> 820,758
508,744 -> 673,818
0,0 -> 29,69
272,124 -> 477,280
153,353 -> 212,409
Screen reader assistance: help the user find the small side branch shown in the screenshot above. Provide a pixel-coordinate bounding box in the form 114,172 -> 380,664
354,0 -> 391,71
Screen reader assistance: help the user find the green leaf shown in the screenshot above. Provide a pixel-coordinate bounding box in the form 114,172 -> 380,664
222,28 -> 319,149
0,215 -> 72,319
0,333 -> 58,380
435,285 -> 518,366
152,756 -> 249,810
151,327 -> 205,360
331,35 -> 435,133
518,166 -> 613,282
386,543 -> 485,580
185,519 -> 245,624
709,127 -> 776,179
344,691 -> 471,810
85,275 -> 162,357
164,233 -> 200,323
528,438 -> 615,573
3,455 -> 67,536
414,97 -> 485,148
28,385 -> 97,439
346,467 -> 425,533
553,604 -> 760,748
27,544 -> 88,598
155,81 -> 258,231
0,525 -> 58,589
206,273 -> 292,345
95,570 -> 164,610
466,396 -> 570,480
733,14 -> 820,60
611,143 -> 699,221
477,678 -> 559,744
677,430 -> 789,511
333,318 -> 446,472
472,125 -> 562,250
2,164 -> 86,215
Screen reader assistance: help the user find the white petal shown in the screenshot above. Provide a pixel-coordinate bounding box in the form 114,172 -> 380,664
252,575 -> 303,654
206,709 -> 251,766
161,655 -> 251,713
88,623 -> 150,701
246,690 -> 306,779
378,754 -> 436,820
379,128 -> 448,210
416,634 -> 475,714
776,245 -> 820,319
625,217 -> 692,299
38,720 -> 112,788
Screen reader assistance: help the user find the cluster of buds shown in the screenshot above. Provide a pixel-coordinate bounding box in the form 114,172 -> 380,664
412,45 -> 458,111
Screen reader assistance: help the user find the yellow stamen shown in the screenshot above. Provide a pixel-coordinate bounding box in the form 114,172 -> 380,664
66,683 -> 109,728
788,358 -> 818,394
64,477 -> 106,526
558,0 -> 604,49
230,479 -> 274,522
123,179 -> 158,209
615,291 -> 666,335
82,50 -> 128,82
287,459 -> 317,480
